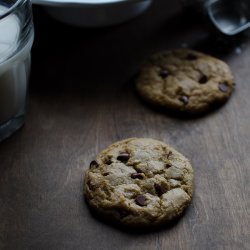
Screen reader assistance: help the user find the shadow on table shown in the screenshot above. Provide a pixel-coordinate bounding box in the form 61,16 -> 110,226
84,197 -> 191,235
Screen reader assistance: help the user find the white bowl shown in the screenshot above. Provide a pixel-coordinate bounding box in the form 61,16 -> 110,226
32,0 -> 153,27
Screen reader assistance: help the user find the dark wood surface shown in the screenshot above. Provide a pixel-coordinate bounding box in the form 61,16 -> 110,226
0,1 -> 250,249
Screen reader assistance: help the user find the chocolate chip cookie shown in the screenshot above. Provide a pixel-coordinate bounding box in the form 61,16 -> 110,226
136,49 -> 235,114
84,138 -> 194,227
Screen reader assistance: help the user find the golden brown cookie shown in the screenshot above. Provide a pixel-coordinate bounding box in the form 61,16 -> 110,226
84,138 -> 193,227
136,49 -> 235,114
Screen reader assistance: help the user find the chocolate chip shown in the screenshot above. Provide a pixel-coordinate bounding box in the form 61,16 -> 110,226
186,53 -> 197,60
199,75 -> 208,84
219,82 -> 229,93
159,69 -> 169,79
117,153 -> 129,163
135,195 -> 146,206
89,160 -> 98,169
103,172 -> 110,176
165,164 -> 171,168
154,183 -> 167,197
131,173 -> 144,179
104,158 -> 112,165
179,95 -> 189,105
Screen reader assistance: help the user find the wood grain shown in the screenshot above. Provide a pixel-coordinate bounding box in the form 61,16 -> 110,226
0,1 -> 249,249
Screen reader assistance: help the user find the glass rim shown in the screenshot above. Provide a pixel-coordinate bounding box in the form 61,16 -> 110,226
0,0 -> 27,20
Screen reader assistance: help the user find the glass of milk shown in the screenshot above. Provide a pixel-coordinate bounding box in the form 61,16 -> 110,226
0,0 -> 34,141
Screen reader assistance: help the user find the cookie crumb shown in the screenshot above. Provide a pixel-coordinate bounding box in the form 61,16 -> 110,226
89,160 -> 99,169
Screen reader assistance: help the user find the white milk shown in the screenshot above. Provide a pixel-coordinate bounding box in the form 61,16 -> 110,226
0,6 -> 33,125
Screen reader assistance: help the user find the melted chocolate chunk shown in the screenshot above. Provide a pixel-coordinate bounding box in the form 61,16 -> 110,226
199,75 -> 208,84
89,160 -> 98,169
179,95 -> 189,105
135,195 -> 146,206
219,82 -> 229,93
131,173 -> 144,179
159,69 -> 169,79
117,153 -> 130,163
154,183 -> 167,197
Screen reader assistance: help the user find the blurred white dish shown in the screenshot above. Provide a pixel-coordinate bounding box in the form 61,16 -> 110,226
32,0 -> 153,27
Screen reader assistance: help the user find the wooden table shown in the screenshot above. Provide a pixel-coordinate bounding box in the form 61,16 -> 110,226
0,1 -> 249,249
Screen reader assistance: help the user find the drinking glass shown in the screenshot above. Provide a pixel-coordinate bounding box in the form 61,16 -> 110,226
0,0 -> 34,141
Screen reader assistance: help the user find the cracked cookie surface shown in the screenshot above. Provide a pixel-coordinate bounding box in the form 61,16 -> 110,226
84,138 -> 193,227
136,49 -> 234,114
